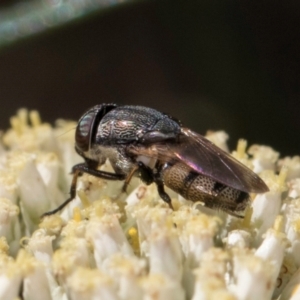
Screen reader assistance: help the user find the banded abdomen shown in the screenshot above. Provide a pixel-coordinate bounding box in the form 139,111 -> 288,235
161,162 -> 250,216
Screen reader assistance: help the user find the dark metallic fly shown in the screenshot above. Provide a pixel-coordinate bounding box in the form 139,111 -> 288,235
43,104 -> 269,218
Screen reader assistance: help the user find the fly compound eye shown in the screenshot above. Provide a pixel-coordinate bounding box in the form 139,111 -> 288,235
75,104 -> 118,153
75,109 -> 98,153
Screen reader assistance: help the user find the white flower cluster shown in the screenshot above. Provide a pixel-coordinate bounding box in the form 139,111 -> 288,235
0,109 -> 299,300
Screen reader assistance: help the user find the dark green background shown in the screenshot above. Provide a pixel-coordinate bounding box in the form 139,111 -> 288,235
0,0 -> 299,156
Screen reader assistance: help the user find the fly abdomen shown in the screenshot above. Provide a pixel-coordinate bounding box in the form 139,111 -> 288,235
161,163 -> 250,216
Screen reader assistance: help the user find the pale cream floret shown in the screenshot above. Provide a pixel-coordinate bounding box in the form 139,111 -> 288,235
0,108 -> 299,300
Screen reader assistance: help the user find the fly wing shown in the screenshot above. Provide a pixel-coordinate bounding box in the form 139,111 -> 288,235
171,128 -> 269,193
127,128 -> 269,193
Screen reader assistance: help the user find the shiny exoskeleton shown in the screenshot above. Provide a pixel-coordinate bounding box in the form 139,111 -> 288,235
43,104 -> 269,218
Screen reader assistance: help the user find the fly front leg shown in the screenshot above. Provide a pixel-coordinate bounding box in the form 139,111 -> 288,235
42,168 -> 81,217
73,163 -> 126,181
41,162 -> 125,217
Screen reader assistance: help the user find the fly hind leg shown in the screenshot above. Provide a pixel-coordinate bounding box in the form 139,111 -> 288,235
122,161 -> 174,210
153,164 -> 174,210
155,181 -> 174,210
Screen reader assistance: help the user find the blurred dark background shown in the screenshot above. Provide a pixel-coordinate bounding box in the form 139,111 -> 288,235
0,0 -> 299,156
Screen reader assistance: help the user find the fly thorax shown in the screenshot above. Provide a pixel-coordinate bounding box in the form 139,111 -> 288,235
98,119 -> 141,141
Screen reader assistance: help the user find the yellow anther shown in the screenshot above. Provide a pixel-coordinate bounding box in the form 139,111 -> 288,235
73,207 -> 82,222
17,108 -> 28,127
278,165 -> 288,187
273,215 -> 283,232
128,227 -> 140,255
292,219 -> 300,233
0,237 -> 9,254
77,189 -> 90,208
236,139 -> 247,159
10,116 -> 22,135
29,110 -> 41,127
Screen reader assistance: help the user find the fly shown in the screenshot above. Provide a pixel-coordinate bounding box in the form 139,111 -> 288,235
42,104 -> 269,218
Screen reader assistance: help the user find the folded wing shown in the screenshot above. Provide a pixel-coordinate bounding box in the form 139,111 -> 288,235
128,128 -> 269,193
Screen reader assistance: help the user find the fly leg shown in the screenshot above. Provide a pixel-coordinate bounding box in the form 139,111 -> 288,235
41,162 -> 125,217
155,180 -> 174,210
123,161 -> 173,210
122,162 -> 154,193
121,165 -> 139,193
153,164 -> 174,210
